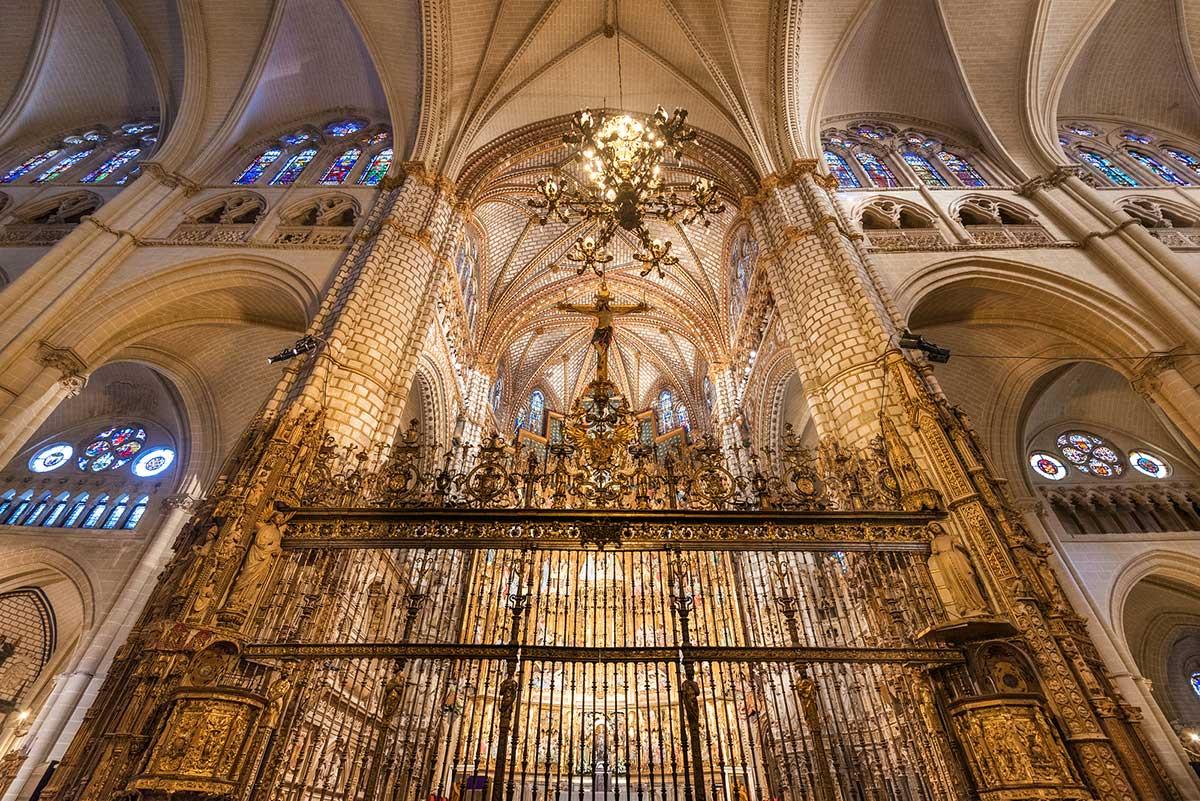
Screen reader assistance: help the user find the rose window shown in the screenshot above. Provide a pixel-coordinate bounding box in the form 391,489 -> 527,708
77,425 -> 147,472
1054,431 -> 1124,478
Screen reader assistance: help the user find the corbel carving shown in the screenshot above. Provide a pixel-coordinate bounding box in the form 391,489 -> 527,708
141,161 -> 202,197
36,341 -> 88,398
1130,349 -> 1179,399
82,216 -> 146,246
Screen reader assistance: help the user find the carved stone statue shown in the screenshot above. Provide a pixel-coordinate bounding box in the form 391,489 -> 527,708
927,522 -> 989,618
263,674 -> 292,729
222,504 -> 290,618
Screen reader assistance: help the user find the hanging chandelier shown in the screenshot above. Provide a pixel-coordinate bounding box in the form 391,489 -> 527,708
529,106 -> 725,279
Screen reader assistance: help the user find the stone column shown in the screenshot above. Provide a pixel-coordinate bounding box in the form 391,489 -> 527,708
752,160 -> 1157,801
1130,352 -> 1200,452
295,166 -> 461,450
0,345 -> 87,466
3,494 -> 197,801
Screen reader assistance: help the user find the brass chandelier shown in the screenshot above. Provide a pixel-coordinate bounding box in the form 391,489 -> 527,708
529,106 -> 725,279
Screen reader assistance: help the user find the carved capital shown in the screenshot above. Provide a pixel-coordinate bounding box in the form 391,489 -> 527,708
1130,349 -> 1179,399
36,341 -> 88,397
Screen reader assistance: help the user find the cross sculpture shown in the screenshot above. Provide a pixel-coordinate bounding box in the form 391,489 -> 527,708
555,282 -> 651,385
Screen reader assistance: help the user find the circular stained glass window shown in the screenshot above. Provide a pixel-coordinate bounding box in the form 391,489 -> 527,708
1129,450 -> 1171,479
1053,430 -> 1124,479
29,443 -> 73,473
1030,452 -> 1068,481
77,425 -> 147,472
132,447 -> 175,478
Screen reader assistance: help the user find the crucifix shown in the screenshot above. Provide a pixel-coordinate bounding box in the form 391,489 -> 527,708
556,281 -> 651,385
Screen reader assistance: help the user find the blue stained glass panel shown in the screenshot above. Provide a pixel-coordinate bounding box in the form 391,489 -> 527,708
280,130 -> 311,145
366,131 -> 390,145
676,404 -> 690,431
823,151 -> 860,188
81,148 -> 141,183
1078,149 -> 1139,187
937,151 -> 987,187
33,149 -> 93,183
854,152 -> 901,188
528,391 -> 545,433
327,120 -> 365,137
1068,125 -> 1099,137
357,148 -> 393,186
320,147 -> 362,184
658,390 -> 676,433
1164,147 -> 1200,172
269,148 -> 317,185
1122,131 -> 1153,144
1,149 -> 60,183
235,148 -> 282,184
1192,672 -> 1200,698
903,153 -> 949,187
1126,149 -> 1191,186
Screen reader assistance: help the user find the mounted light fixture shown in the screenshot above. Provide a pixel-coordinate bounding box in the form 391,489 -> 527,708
529,107 -> 724,280
898,329 -> 951,363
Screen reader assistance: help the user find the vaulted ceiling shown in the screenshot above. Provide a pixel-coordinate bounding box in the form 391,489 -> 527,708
1,0 -> 1198,424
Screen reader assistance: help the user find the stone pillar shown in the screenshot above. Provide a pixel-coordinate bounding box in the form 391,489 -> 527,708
0,345 -> 87,466
296,166 -> 461,450
751,160 -> 1160,801
2,494 -> 197,801
1130,352 -> 1200,452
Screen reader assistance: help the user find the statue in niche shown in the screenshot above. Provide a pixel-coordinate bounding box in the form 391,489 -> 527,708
223,502 -> 292,618
263,674 -> 292,729
927,522 -> 989,619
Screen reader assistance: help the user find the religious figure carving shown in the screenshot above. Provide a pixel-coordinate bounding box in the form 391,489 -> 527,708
927,522 -> 989,618
222,503 -> 291,619
556,282 -> 650,384
263,675 -> 292,729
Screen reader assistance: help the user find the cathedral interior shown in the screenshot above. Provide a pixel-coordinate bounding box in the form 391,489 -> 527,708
1,1 -> 1200,800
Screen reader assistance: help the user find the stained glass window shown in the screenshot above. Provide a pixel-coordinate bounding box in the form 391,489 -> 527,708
1125,149 -> 1191,186
515,409 -> 527,432
1055,430 -> 1124,478
903,153 -> 949,187
320,147 -> 362,185
29,443 -> 72,473
1129,450 -> 1171,479
854,125 -> 887,140
270,148 -> 317,185
62,494 -> 89,528
1029,452 -> 1067,481
102,495 -> 129,529
357,148 -> 392,186
703,376 -> 715,413
823,151 -> 860,188
2,149 -> 61,184
854,152 -> 900,188
81,148 -> 141,184
1164,147 -> 1200,174
41,494 -> 69,527
123,496 -> 149,529
491,379 -> 503,410
22,493 -> 50,526
366,131 -> 390,146
1121,131 -> 1153,144
235,148 -> 282,184
1067,125 -> 1099,137
1077,149 -> 1139,187
1191,672 -> 1200,698
528,391 -> 545,433
121,122 -> 156,135
82,495 -> 109,528
676,404 -> 690,432
326,120 -> 365,137
280,130 -> 311,145
729,225 -> 759,323
937,151 -> 987,187
133,447 -> 175,478
658,390 -> 676,433
77,425 -> 147,472
5,496 -> 30,525
0,492 -> 13,521
33,149 -> 93,183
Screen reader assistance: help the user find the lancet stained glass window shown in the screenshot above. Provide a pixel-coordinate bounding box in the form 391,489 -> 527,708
854,152 -> 900,188
1077,149 -> 1139,187
937,151 -> 986,187
357,148 -> 392,186
528,391 -> 545,434
320,148 -> 362,185
903,153 -> 948,187
33,150 -> 93,183
235,148 -> 282,184
676,404 -> 690,432
823,151 -> 860,188
1164,147 -> 1200,174
2,150 -> 60,184
1125,149 -> 1191,186
658,390 -> 676,433
270,148 -> 317,185
81,148 -> 141,184
123,496 -> 149,529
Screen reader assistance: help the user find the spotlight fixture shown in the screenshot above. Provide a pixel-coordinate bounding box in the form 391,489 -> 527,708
897,329 -> 951,364
267,335 -> 320,364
